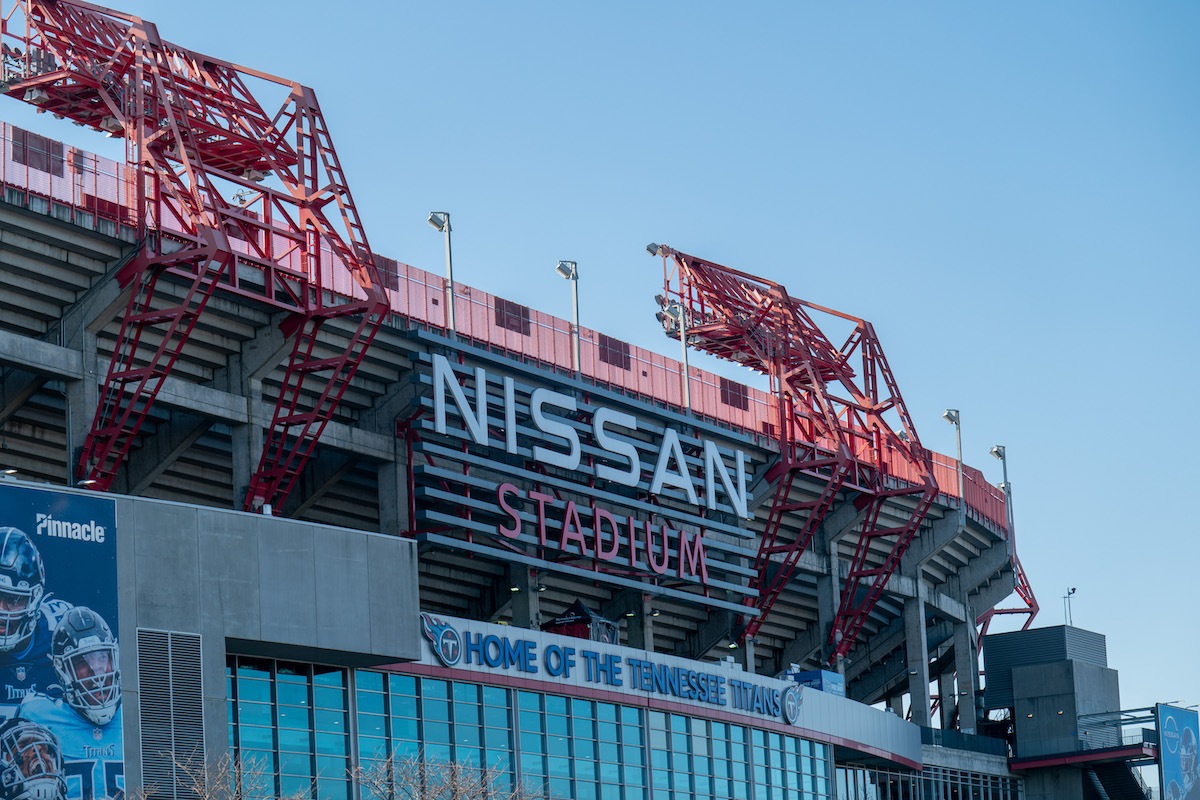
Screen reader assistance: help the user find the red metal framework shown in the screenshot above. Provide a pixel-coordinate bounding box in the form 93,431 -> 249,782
0,0 -> 389,511
977,553 -> 1038,637
652,246 -> 938,662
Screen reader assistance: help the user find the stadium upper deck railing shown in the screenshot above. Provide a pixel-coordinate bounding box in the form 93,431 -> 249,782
0,121 -> 1010,536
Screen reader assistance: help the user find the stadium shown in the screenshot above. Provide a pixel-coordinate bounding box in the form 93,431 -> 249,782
0,3 -> 1189,800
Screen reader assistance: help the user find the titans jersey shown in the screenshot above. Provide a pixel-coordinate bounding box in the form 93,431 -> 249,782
0,598 -> 72,720
19,695 -> 123,800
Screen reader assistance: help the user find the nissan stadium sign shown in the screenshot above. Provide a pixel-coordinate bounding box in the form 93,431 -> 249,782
413,354 -> 765,607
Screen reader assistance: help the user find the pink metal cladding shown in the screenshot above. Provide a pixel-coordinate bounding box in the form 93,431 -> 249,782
0,0 -> 389,511
652,246 -> 938,662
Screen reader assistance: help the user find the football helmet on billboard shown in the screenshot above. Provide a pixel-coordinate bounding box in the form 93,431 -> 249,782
51,607 -> 120,726
0,530 -> 45,652
0,719 -> 64,800
1181,725 -> 1198,793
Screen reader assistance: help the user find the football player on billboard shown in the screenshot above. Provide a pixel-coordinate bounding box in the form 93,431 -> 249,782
0,718 -> 65,800
18,608 -> 121,800
0,530 -> 70,720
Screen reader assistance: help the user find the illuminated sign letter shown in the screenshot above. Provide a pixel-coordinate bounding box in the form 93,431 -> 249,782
703,441 -> 748,518
531,388 -> 580,470
593,407 -> 640,486
433,354 -> 488,445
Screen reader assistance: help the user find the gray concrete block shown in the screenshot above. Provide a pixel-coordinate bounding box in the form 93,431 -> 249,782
256,517 -> 318,646
314,529 -> 370,652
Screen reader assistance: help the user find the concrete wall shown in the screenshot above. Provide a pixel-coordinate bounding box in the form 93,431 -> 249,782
1011,660 -> 1120,758
115,495 -> 421,790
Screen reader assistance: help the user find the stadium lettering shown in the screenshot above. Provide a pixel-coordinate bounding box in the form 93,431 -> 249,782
496,483 -> 708,583
433,355 -> 748,516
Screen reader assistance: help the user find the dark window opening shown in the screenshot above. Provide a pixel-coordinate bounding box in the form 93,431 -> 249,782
597,333 -> 631,371
372,253 -> 401,292
720,377 -> 750,411
11,126 -> 65,177
494,296 -> 531,336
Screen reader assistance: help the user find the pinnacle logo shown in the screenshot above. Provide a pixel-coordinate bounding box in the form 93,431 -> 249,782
420,613 -> 462,667
34,514 -> 105,543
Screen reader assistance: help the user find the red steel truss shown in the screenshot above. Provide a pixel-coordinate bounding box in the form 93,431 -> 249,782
977,553 -> 1039,638
0,0 -> 389,511
653,246 -> 938,662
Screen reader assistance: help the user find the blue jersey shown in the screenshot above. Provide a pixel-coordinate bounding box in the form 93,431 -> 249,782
18,695 -> 123,800
0,599 -> 72,719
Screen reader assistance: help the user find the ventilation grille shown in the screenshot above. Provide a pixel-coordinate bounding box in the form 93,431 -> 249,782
138,629 -> 205,800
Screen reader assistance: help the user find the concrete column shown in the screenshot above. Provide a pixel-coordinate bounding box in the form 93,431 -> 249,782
887,695 -> 905,717
904,596 -> 931,726
953,618 -> 980,734
938,672 -> 955,729
65,333 -> 99,476
510,567 -> 541,630
625,593 -> 655,652
379,431 -> 411,535
735,637 -> 757,674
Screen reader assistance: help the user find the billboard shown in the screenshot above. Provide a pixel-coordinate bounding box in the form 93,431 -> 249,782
0,483 -> 122,800
1157,703 -> 1199,800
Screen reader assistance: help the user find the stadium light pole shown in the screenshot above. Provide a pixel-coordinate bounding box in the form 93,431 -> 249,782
943,409 -> 965,528
427,212 -> 455,332
665,301 -> 691,409
990,445 -> 1015,546
556,261 -> 580,377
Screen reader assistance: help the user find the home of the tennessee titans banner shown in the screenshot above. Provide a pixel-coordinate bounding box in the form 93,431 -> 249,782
0,483 -> 123,800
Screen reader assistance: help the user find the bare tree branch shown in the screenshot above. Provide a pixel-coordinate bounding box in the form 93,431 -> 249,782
350,748 -> 551,800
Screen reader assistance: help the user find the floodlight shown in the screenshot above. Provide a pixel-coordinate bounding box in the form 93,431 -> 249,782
427,211 -> 449,232
555,260 -> 577,280
99,116 -> 123,133
942,409 -> 959,425
989,445 -> 1005,460
23,87 -> 49,105
646,243 -> 661,256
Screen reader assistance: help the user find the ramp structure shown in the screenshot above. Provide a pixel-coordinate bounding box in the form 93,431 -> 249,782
651,245 -> 938,661
0,0 -> 388,511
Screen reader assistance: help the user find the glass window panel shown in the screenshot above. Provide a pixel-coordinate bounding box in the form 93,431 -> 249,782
238,657 -> 273,677
598,721 -> 619,742
312,666 -> 344,687
423,699 -> 450,721
651,751 -> 669,770
548,756 -> 571,778
486,750 -> 510,772
523,753 -> 547,776
357,736 -> 388,760
576,781 -> 598,800
276,705 -> 308,729
518,691 -> 541,711
626,787 -> 645,800
455,702 -> 481,726
458,747 -> 483,767
390,694 -> 417,717
457,726 -> 480,748
623,745 -> 644,766
733,781 -> 749,800
695,774 -> 711,795
599,742 -> 619,763
315,755 -> 346,779
649,711 -> 666,729
624,765 -> 645,786
714,760 -> 729,779
522,733 -> 545,755
575,717 -> 595,739
357,713 -> 386,737
597,703 -> 617,722
572,698 -> 595,718
624,724 -> 644,746
453,682 -> 479,702
280,752 -> 312,776
356,670 -> 383,692
673,752 -> 691,772
239,725 -> 276,751
314,731 -> 347,756
545,695 -> 568,716
714,778 -> 730,798
391,716 -> 418,740
237,678 -> 271,704
651,728 -> 668,749
423,721 -> 451,744
731,726 -> 746,743
520,711 -> 544,733
574,738 -> 595,760
671,715 -> 689,734
653,768 -> 671,789
547,715 -> 569,737
315,709 -> 346,731
674,771 -> 692,792
600,762 -> 621,782
548,735 -> 569,757
485,705 -> 509,728
278,728 -> 312,752
425,742 -> 451,762
280,774 -> 312,798
482,685 -> 507,706
485,726 -> 511,748
314,686 -> 345,710
389,674 -> 416,696
622,706 -> 641,726
318,778 -> 349,800
237,702 -> 272,727
576,760 -> 597,781
394,739 -> 419,759
356,690 -> 385,715
549,778 -> 572,798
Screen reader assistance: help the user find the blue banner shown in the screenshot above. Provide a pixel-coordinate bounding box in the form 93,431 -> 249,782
0,483 -> 123,800
1157,703 -> 1199,800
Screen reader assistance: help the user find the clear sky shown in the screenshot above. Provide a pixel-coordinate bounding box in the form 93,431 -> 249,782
4,1 -> 1198,715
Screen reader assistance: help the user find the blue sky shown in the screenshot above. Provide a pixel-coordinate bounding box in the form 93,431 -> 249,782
5,2 -> 1199,715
